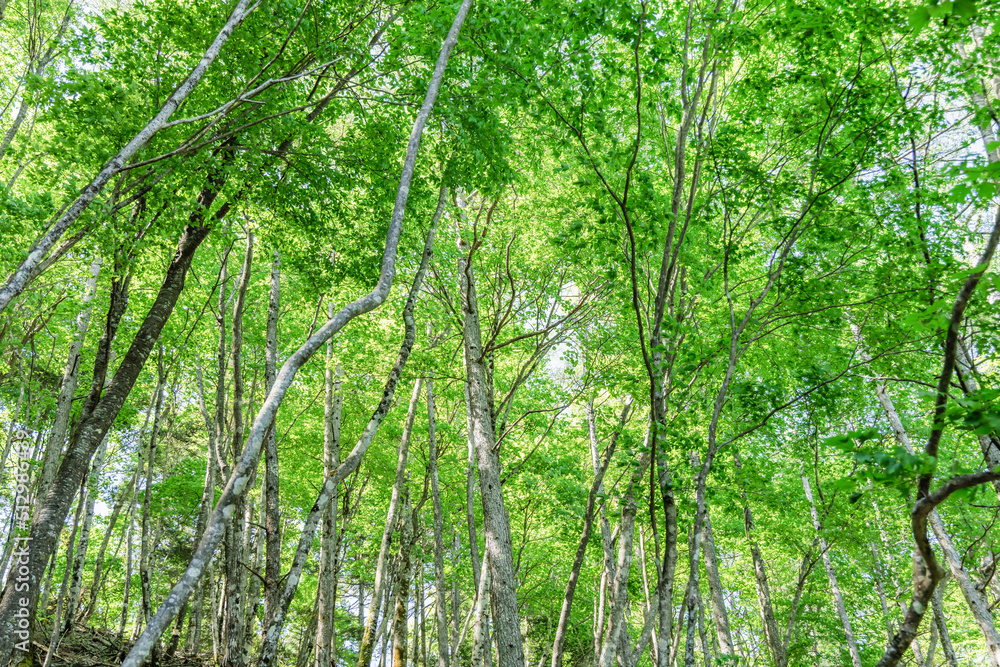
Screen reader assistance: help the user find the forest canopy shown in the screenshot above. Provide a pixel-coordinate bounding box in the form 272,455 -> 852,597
1,0 -> 1000,666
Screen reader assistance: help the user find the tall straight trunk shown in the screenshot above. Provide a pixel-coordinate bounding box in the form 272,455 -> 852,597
0,0 -> 255,315
801,473 -> 862,667
392,492 -> 415,667
34,260 -> 100,513
223,232 -> 254,667
186,365 -> 218,654
124,8 -> 470,655
82,467 -> 135,625
140,352 -> 169,631
118,505 -> 136,640
0,223 -> 211,663
456,193 -> 525,667
470,553 -> 491,667
359,379 -> 423,667
63,428 -> 110,634
263,251 -> 282,629
427,366 -> 450,667
732,449 -> 785,667
701,512 -> 733,658
873,381 -> 1000,665
551,399 -> 629,667
933,578 -> 958,667
317,306 -> 343,667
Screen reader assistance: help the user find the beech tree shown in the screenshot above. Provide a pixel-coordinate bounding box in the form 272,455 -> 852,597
7,1 -> 1000,667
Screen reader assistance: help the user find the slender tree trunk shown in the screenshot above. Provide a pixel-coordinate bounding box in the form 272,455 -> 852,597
701,513 -> 732,659
263,251 -> 282,629
317,312 -> 343,667
0,223 -> 211,663
392,492 -> 415,667
118,505 -> 136,640
731,449 -> 785,667
933,577 -> 958,667
359,379 -> 423,667
33,260 -> 100,512
122,8 -> 469,656
63,428 -> 110,634
456,192 -> 526,667
81,465 -> 135,625
470,554 -> 491,667
223,232 -> 254,667
551,399 -> 629,667
428,365 -> 450,667
140,352 -> 169,632
801,473 -> 862,667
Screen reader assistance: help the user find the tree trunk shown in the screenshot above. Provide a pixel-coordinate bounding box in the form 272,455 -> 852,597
456,191 -> 526,667
140,352 -> 169,632
551,399 -> 629,667
392,492 -> 415,667
63,427 -> 110,634
82,468 -> 135,625
263,251 -> 282,629
732,449 -> 785,667
470,553 -> 491,667
428,366 -> 450,667
0,222 -> 211,664
701,513 -> 732,659
801,472 -> 862,667
33,259 -> 100,513
933,577 -> 958,667
359,379 -> 423,667
122,6 -> 469,656
317,305 -> 343,667
223,232 -> 254,667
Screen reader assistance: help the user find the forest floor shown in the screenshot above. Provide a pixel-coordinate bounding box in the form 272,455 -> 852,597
35,626 -> 208,667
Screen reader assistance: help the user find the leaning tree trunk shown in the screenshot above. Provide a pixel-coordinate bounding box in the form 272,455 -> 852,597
120,6 -> 469,663
0,223 -> 211,663
358,378 -> 423,667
